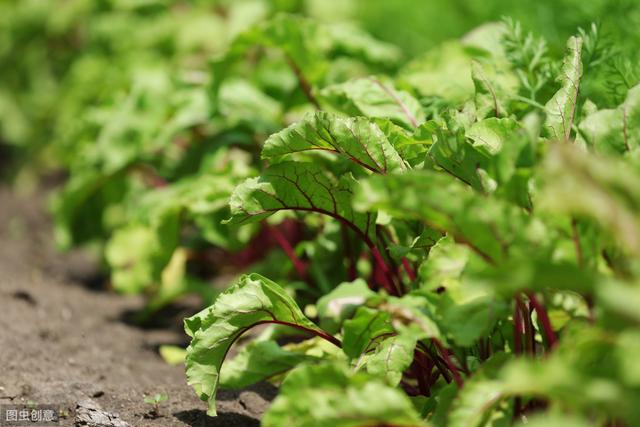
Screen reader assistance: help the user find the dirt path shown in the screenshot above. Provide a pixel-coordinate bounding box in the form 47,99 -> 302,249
0,187 -> 275,426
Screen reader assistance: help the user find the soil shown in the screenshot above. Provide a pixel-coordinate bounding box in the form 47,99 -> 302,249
0,186 -> 277,426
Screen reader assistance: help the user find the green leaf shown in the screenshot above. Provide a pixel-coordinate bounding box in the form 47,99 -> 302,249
538,144 -> 640,256
211,14 -> 401,107
262,362 -> 425,427
441,296 -> 508,347
142,249 -> 219,319
466,118 -> 519,156
316,279 -> 376,333
217,78 -> 283,133
448,326 -> 624,426
105,213 -> 179,294
144,393 -> 168,405
545,36 -> 583,141
596,279 -> 640,325
342,307 -> 393,359
399,41 -> 475,103
428,126 -> 487,191
325,22 -> 401,67
365,333 -> 417,386
219,340 -> 317,389
355,170 -> 529,264
184,273 -> 333,416
614,330 -> 640,386
52,169 -> 128,248
470,258 -> 596,296
226,161 -> 377,243
471,60 -> 519,120
159,345 -> 187,366
319,77 -> 424,129
514,414 -> 595,427
261,111 -> 406,174
578,83 -> 640,154
376,119 -> 435,166
417,235 -> 470,293
430,383 -> 460,427
381,294 -> 442,340
447,379 -> 506,427
472,60 -> 504,119
218,14 -> 327,88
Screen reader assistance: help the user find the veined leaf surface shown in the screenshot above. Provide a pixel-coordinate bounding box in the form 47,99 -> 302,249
227,161 -> 377,243
184,273 -> 335,415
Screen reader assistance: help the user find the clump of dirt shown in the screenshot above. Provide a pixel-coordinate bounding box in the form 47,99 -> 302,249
0,187 -> 276,426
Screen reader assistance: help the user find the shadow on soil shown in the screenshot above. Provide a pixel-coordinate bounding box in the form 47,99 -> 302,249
173,409 -> 259,427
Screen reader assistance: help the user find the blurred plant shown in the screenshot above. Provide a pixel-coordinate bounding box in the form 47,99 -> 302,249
143,393 -> 168,418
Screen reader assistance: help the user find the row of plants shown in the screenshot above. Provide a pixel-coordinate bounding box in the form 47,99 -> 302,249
3,1 -> 640,426
179,16 -> 640,427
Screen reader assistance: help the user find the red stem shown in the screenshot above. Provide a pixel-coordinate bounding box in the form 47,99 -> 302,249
402,257 -> 416,281
526,292 -> 558,349
268,224 -> 308,280
370,246 -> 401,296
432,339 -> 464,388
259,319 -> 342,348
413,362 -> 429,396
400,380 -> 421,396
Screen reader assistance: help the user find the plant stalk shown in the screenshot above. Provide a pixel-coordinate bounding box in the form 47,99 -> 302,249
526,292 -> 558,349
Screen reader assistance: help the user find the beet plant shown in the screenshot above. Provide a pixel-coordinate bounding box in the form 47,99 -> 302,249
182,15 -> 640,427
4,2 -> 640,426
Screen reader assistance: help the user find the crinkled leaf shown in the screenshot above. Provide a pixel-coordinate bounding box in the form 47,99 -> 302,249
365,333 -> 417,386
466,118 -> 519,156
375,119 -> 437,167
319,77 -> 424,129
262,111 -> 406,174
472,60 -> 504,119
428,127 -> 488,192
226,161 -> 377,243
579,83 -> 640,154
471,60 -> 519,120
184,273 -> 330,416
545,36 -> 583,141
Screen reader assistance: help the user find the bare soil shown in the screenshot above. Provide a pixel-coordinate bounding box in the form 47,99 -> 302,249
0,186 -> 276,426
